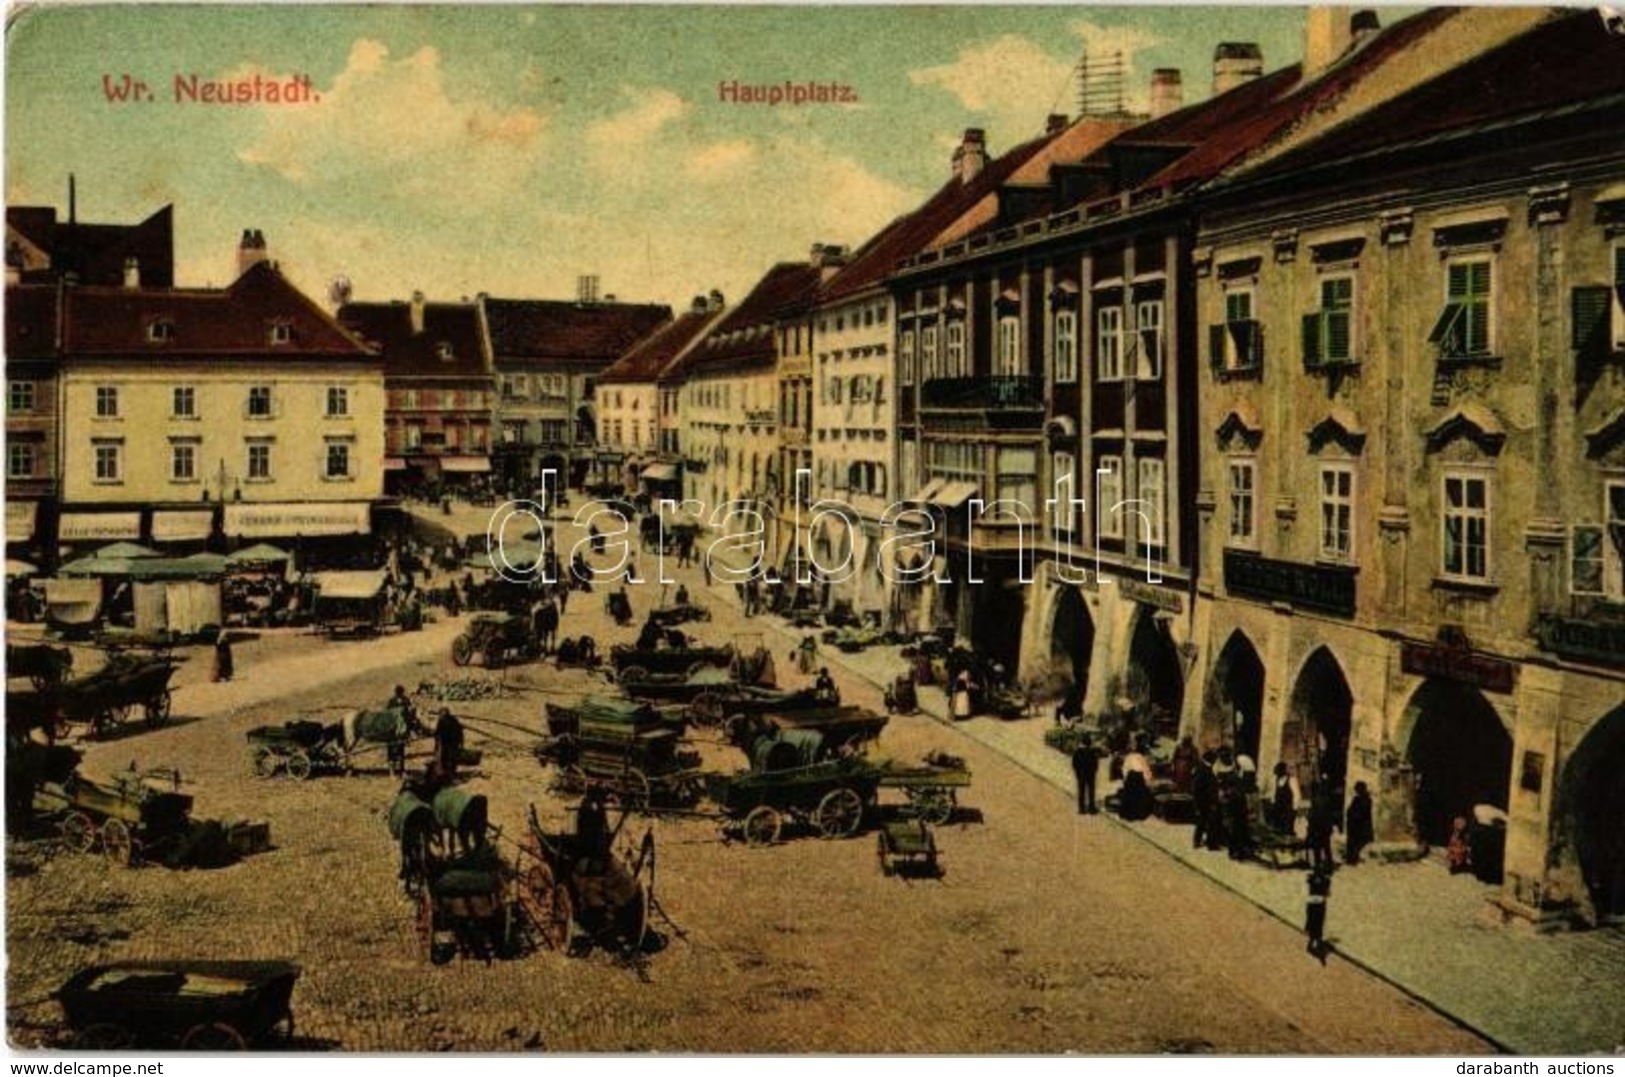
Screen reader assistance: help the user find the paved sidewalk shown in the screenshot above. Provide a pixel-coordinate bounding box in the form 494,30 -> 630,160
708,580 -> 1625,1057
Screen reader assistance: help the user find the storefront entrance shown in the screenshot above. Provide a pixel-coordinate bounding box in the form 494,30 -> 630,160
1204,629 -> 1264,759
1559,703 -> 1625,923
1125,607 -> 1184,736
1281,646 -> 1353,797
1404,679 -> 1512,846
1049,585 -> 1095,704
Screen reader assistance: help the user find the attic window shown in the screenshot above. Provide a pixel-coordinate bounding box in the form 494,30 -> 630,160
436,341 -> 454,361
147,319 -> 176,343
268,323 -> 293,346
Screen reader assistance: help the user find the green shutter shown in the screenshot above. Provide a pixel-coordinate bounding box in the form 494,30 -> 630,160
1302,312 -> 1322,368
1326,309 -> 1352,362
1447,262 -> 1470,301
1571,525 -> 1604,596
1572,285 -> 1611,358
1465,298 -> 1490,354
1209,323 -> 1227,371
1428,302 -> 1464,347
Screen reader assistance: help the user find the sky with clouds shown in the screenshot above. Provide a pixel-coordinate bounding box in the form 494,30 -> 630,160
6,4 -> 1311,310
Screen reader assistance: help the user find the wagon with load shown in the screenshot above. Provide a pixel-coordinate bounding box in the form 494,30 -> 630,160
49,654 -> 178,740
56,959 -> 301,1049
247,708 -> 421,780
722,704 -> 889,759
538,699 -> 702,810
516,803 -> 655,956
34,764 -> 266,868
6,641 -> 73,689
451,611 -> 540,668
706,754 -> 884,846
608,641 -> 734,681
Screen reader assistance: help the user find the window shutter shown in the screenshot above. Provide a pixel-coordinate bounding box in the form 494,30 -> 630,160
1571,524 -> 1605,595
1302,312 -> 1322,368
1209,323 -> 1227,371
1447,262 -> 1470,300
1466,300 -> 1490,355
1326,309 -> 1352,362
1428,303 -> 1464,347
1572,285 -> 1611,358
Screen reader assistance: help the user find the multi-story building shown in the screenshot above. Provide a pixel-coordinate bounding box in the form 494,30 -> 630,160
889,6 -> 1542,725
56,258 -> 383,555
481,293 -> 671,491
775,274 -> 819,572
669,263 -> 819,565
1189,9 -> 1625,927
5,285 -> 62,565
339,293 -> 496,494
595,295 -> 724,500
6,188 -> 174,289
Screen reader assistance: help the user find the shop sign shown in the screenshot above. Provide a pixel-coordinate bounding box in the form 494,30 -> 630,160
58,511 -> 141,542
1119,577 -> 1182,613
1400,641 -> 1517,694
224,502 -> 371,538
1224,550 -> 1357,617
1534,614 -> 1625,669
150,510 -> 216,542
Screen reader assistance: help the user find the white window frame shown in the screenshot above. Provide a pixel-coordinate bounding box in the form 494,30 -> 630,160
1319,462 -> 1356,563
1097,455 -> 1124,541
325,440 -> 352,481
1220,287 -> 1259,372
1135,298 -> 1164,380
8,441 -> 36,479
1052,450 -> 1077,535
1137,456 -> 1166,548
8,381 -> 35,414
93,441 -> 121,483
326,386 -> 349,417
1228,456 -> 1257,548
1096,305 -> 1124,382
246,442 -> 273,481
170,441 -> 197,482
1441,469 -> 1492,583
921,324 -> 940,381
247,385 -> 273,418
269,322 -> 292,346
1612,243 -> 1625,348
1590,479 -> 1625,599
945,322 -> 965,377
172,386 -> 196,418
900,330 -> 916,387
996,315 -> 1022,377
95,385 -> 119,418
1053,310 -> 1077,384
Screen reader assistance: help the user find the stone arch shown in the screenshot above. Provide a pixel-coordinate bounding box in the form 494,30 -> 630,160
1402,679 -> 1513,846
1281,646 -> 1354,799
1048,584 -> 1096,706
1123,605 -> 1185,737
1203,629 -> 1265,758
1556,703 -> 1625,923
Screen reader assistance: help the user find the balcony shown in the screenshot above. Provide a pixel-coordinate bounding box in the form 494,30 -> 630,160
919,376 -> 1044,433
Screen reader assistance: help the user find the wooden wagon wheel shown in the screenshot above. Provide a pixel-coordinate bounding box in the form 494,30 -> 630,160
742,805 -> 780,847
144,689 -> 172,727
180,1022 -> 247,1050
910,787 -> 956,826
284,749 -> 314,781
619,665 -> 649,685
248,748 -> 278,779
451,635 -> 473,667
556,765 -> 588,797
688,691 -> 723,728
71,1023 -> 135,1049
59,812 -> 96,854
101,818 -> 135,866
814,787 -> 864,839
606,769 -> 651,814
617,882 -> 650,955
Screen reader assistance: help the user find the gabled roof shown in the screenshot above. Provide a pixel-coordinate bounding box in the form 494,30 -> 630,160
338,297 -> 490,378
482,297 -> 671,365
678,262 -> 820,374
5,285 -> 61,361
598,308 -> 720,385
1242,10 -> 1625,182
5,203 -> 174,288
63,261 -> 374,358
821,132 -> 1060,300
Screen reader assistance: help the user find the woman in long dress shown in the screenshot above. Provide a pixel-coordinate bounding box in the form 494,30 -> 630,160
951,669 -> 975,720
211,630 -> 234,683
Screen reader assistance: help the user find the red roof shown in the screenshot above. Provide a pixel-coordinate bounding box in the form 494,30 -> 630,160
1245,10 -> 1625,179
6,204 -> 174,288
598,308 -> 719,384
63,262 -> 374,359
821,133 -> 1059,300
678,262 -> 821,374
5,285 -> 61,361
338,298 -> 490,379
483,297 -> 671,366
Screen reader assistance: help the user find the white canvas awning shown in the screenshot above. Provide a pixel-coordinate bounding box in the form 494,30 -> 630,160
440,456 -> 491,473
6,500 -> 38,543
58,511 -> 141,542
312,569 -> 388,600
931,481 -> 979,510
151,509 -> 216,542
640,463 -> 678,482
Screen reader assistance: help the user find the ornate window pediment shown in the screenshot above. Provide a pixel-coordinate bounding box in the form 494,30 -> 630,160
1584,407 -> 1625,462
1425,403 -> 1506,456
1307,407 -> 1367,455
1215,404 -> 1264,452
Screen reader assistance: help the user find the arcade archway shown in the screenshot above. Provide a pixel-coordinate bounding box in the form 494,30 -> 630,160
1404,680 -> 1512,846
1049,585 -> 1095,702
1125,607 -> 1184,735
1204,630 -> 1264,759
971,576 -> 1026,674
1282,647 -> 1354,796
1558,704 -> 1625,922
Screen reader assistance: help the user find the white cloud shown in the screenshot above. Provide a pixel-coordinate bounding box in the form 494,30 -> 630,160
237,39 -> 548,205
683,139 -> 756,181
587,86 -> 689,148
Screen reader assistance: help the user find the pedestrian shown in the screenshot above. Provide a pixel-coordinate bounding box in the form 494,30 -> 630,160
1306,781 -> 1339,871
1071,734 -> 1100,814
814,667 -> 839,703
1225,782 -> 1253,861
433,708 -> 465,780
1270,761 -> 1301,836
1192,750 -> 1222,850
1305,868 -> 1332,964
211,628 -> 235,683
1344,781 -> 1374,866
1446,816 -> 1473,874
951,668 -> 975,720
701,555 -> 712,589
1170,735 -> 1198,794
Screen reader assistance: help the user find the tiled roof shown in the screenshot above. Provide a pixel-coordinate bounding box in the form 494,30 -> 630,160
598,308 -> 720,384
338,297 -> 490,378
483,297 -> 671,365
4,285 -> 60,361
821,132 -> 1059,300
63,261 -> 374,358
680,262 -> 821,373
5,204 -> 174,288
1243,10 -> 1625,180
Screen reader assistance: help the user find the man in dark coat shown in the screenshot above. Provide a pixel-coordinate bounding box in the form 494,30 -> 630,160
1306,781 -> 1339,872
1192,751 -> 1219,849
1344,781 -> 1375,865
1071,734 -> 1101,815
1305,869 -> 1332,964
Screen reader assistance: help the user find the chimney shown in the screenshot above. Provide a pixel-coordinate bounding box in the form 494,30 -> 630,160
707,289 -> 725,313
68,173 -> 76,225
1304,7 -> 1353,76
691,295 -> 710,314
1045,113 -> 1069,136
1351,9 -> 1380,44
577,274 -> 600,305
952,128 -> 987,184
122,257 -> 140,290
236,228 -> 268,277
410,290 -> 426,335
1149,69 -> 1183,119
1212,43 -> 1264,96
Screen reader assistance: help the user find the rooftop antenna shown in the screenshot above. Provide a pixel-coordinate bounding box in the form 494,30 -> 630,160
1077,47 -> 1126,118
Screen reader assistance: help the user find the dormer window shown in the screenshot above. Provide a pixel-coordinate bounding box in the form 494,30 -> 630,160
436,341 -> 454,361
269,322 -> 293,346
147,319 -> 176,343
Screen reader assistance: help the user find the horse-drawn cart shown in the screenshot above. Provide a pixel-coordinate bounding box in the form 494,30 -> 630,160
34,766 -> 195,867
707,756 -> 883,846
6,642 -> 74,689
877,751 -> 972,825
451,612 -> 541,669
56,959 -> 301,1050
538,700 -> 702,810
50,655 -> 178,740
876,819 -> 941,878
608,641 -> 733,681
516,804 -> 654,956
248,710 -> 420,780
